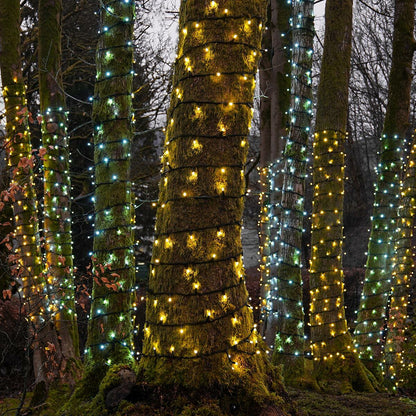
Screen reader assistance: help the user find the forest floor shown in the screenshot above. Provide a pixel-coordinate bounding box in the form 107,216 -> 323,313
289,388 -> 416,416
1,388 -> 416,415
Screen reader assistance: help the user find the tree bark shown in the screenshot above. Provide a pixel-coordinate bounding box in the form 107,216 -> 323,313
354,0 -> 415,377
310,0 -> 375,392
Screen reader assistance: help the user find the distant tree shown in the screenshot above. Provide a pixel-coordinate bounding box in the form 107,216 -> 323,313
138,1 -> 297,414
354,0 -> 415,378
309,0 -> 375,392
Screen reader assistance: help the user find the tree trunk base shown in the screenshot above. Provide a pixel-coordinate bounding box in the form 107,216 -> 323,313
313,353 -> 378,393
58,360 -> 302,416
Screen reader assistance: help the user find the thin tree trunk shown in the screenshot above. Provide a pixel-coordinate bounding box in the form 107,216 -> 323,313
259,0 -> 291,348
271,0 -> 314,383
85,0 -> 135,376
310,0 -> 375,392
383,137 -> 416,390
0,0 -> 49,393
354,0 -> 415,378
38,0 -> 80,382
258,2 -> 273,340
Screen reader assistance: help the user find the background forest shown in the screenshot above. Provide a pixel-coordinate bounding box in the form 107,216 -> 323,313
1,0 -> 416,415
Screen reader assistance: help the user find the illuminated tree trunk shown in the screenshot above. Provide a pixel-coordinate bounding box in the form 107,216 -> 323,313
258,2 -> 273,344
0,0 -> 49,390
271,0 -> 314,382
85,0 -> 135,374
309,0 -> 374,392
259,0 -> 291,348
354,0 -> 415,377
139,1 -> 296,413
383,137 -> 416,390
38,0 -> 80,380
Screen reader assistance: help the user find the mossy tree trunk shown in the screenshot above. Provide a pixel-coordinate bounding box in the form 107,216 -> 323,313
259,0 -> 291,349
271,0 -> 314,383
85,0 -> 136,375
354,0 -> 415,378
309,0 -> 375,392
0,0 -> 51,390
139,1 -> 296,414
383,136 -> 416,390
38,0 -> 80,383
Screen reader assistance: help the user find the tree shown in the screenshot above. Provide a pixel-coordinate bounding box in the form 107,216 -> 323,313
354,0 -> 415,378
38,0 -> 80,380
83,0 -> 136,382
309,0 -> 375,392
138,1 -> 297,414
258,0 -> 291,349
0,0 -> 49,392
271,0 -> 314,382
383,136 -> 416,390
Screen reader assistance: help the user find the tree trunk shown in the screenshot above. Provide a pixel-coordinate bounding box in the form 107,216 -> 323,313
383,137 -> 416,390
259,0 -> 291,348
310,0 -> 375,392
258,2 -> 273,345
354,0 -> 415,378
271,0 -> 314,383
38,0 -> 80,383
0,0 -> 50,393
139,1 -> 297,414
85,0 -> 135,375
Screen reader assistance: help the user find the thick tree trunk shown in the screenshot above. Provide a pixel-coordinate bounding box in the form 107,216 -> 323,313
38,0 -> 80,383
271,0 -> 314,383
0,0 -> 50,392
354,0 -> 415,378
309,0 -> 375,392
139,1 -> 297,414
85,0 -> 135,373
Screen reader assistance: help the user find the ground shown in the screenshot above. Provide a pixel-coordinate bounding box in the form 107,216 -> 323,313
289,389 -> 416,416
1,387 -> 416,415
